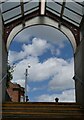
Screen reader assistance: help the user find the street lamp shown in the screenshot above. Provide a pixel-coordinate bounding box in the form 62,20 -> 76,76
25,64 -> 31,102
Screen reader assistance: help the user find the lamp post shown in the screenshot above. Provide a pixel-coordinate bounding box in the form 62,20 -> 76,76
25,65 -> 30,102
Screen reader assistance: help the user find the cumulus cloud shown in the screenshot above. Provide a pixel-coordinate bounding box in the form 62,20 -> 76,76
36,89 -> 75,102
22,38 -> 51,57
12,55 -> 74,92
49,58 -> 74,91
29,58 -> 57,82
29,57 -> 74,91
8,38 -> 51,64
8,50 -> 26,64
12,56 -> 39,81
31,86 -> 47,92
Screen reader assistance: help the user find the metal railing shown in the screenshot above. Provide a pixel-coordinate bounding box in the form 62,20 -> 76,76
0,73 -> 7,85
73,75 -> 84,85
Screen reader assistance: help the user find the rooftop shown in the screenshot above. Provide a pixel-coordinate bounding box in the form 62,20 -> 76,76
0,0 -> 84,28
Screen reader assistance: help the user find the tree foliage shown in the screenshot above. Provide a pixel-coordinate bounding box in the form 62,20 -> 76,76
6,63 -> 14,87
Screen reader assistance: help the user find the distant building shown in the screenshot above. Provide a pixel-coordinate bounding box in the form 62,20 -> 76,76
6,82 -> 25,102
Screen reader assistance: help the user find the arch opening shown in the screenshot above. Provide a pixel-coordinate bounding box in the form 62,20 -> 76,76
6,16 -> 77,53
8,25 -> 76,102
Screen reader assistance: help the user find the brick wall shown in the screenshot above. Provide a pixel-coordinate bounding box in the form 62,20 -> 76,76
7,82 -> 25,102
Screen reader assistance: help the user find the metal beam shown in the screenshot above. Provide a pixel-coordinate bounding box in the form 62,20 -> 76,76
4,10 -> 39,43
79,15 -> 84,29
72,0 -> 84,7
2,4 -> 20,14
40,0 -> 46,15
47,6 -> 79,26
58,0 -> 66,29
46,10 -> 80,46
60,1 -> 66,18
20,0 -> 25,27
4,6 -> 39,23
2,1 -> 31,14
55,1 -> 83,17
3,2 -> 80,46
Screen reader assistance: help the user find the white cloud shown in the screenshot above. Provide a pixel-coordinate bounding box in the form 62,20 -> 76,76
29,57 -> 74,91
31,86 -> 47,92
36,89 -> 75,102
29,58 -> 57,82
12,56 -> 55,82
8,50 -> 26,64
8,36 -> 74,94
11,55 -> 74,92
29,57 -> 72,83
12,56 -> 39,81
22,38 -> 51,57
49,58 -> 74,91
8,38 -> 51,64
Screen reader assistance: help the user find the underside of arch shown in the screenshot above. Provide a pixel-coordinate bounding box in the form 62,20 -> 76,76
7,16 -> 76,53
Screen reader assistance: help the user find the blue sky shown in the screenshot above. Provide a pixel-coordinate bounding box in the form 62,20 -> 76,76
8,25 -> 75,102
